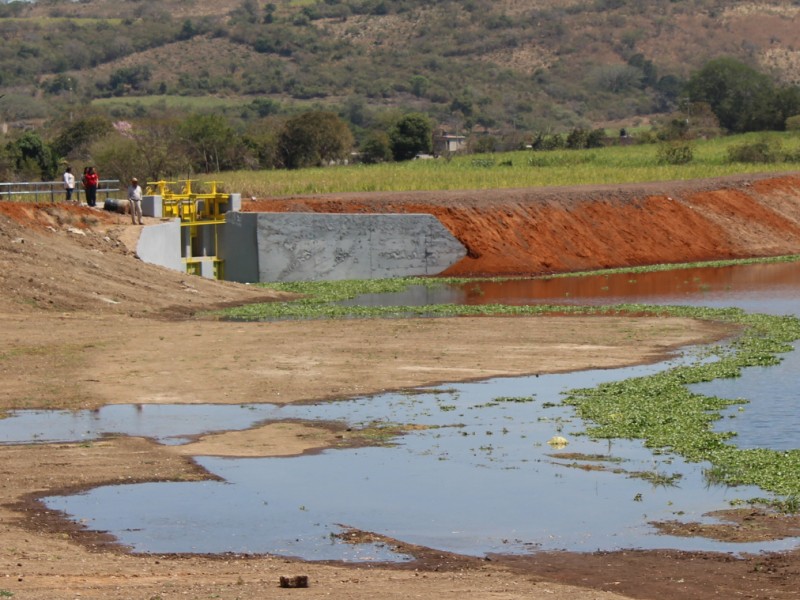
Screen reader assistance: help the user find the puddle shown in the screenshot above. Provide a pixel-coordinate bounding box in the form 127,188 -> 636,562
4,260 -> 800,560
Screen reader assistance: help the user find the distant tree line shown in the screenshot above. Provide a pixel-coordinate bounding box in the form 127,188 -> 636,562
0,107 -> 434,182
2,55 -> 799,182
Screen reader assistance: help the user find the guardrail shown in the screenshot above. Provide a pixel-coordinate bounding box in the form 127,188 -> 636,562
0,180 -> 120,204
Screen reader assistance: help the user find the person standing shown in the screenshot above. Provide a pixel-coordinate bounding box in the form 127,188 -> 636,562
63,167 -> 75,203
128,177 -> 143,225
83,166 -> 99,207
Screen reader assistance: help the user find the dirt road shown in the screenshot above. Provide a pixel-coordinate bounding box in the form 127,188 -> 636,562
2,174 -> 800,599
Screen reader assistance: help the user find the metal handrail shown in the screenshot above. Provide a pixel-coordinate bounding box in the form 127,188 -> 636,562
0,180 -> 120,203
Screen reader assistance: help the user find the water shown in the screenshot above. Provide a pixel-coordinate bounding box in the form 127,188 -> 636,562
343,261 -> 800,314
24,358 -> 792,558
4,260 -> 800,560
344,260 -> 800,451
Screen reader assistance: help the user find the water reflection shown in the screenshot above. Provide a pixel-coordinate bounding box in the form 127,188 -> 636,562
342,261 -> 800,316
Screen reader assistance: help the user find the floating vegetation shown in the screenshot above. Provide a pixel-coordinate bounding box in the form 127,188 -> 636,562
494,395 -> 536,403
547,453 -> 626,463
628,470 -> 683,487
403,387 -> 460,396
564,308 -> 800,504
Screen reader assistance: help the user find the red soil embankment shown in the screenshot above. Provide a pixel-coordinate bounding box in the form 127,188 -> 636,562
244,173 -> 800,276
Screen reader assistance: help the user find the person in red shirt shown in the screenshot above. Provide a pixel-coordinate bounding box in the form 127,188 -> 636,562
82,166 -> 99,207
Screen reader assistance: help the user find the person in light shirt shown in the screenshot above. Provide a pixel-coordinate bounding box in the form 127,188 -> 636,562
63,167 -> 75,203
128,177 -> 143,225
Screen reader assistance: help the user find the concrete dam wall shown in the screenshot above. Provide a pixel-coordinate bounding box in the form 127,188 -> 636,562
219,212 -> 466,282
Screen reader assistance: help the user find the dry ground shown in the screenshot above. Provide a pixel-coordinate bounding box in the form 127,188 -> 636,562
1,187 -> 800,599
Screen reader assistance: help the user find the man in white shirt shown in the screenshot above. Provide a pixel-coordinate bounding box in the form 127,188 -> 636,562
128,177 -> 143,225
63,167 -> 75,203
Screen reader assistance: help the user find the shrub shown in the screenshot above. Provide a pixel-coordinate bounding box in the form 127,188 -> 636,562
389,113 -> 432,161
784,148 -> 800,163
566,127 -> 589,149
656,141 -> 693,165
726,140 -> 782,163
530,132 -> 565,151
360,131 -> 393,164
786,115 -> 800,131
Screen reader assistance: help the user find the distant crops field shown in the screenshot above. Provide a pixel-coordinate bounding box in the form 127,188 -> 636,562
219,132 -> 800,198
92,95 -> 252,112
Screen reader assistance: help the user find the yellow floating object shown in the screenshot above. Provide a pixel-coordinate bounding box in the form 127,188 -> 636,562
547,435 -> 569,448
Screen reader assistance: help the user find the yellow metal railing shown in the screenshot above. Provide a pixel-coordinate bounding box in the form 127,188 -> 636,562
147,180 -> 229,280
145,179 -> 230,224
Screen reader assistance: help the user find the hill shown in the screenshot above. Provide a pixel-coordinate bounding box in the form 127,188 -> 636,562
2,0 -> 800,133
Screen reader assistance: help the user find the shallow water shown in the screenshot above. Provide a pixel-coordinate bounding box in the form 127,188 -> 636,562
4,260 -> 800,560
32,358 -> 794,558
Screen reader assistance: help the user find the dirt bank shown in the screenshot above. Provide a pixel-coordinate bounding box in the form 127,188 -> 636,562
245,172 -> 800,276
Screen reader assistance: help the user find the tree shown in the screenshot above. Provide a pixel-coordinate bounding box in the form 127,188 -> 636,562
242,117 -> 283,169
6,132 -> 58,180
52,115 -> 113,159
91,117 -> 193,182
178,113 -> 243,173
410,75 -> 430,98
589,64 -> 642,94
360,131 -> 393,164
279,111 -> 354,169
389,113 -> 432,161
105,65 -> 152,96
686,58 -> 781,132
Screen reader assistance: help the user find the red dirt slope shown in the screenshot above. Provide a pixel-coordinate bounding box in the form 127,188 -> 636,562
244,173 -> 800,276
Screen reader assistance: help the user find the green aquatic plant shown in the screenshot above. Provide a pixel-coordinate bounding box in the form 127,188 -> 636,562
563,308 -> 800,501
211,255 -> 800,322
494,395 -> 536,403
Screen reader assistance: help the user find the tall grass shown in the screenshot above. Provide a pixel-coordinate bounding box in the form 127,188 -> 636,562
220,131 -> 800,198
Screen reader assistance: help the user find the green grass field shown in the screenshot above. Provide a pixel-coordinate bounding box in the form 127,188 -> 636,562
92,95 -> 253,112
219,131 -> 800,197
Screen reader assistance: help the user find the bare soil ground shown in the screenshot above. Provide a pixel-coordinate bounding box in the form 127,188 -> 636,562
2,174 -> 800,599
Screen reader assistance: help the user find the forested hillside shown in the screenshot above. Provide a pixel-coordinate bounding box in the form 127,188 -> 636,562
1,0 -> 800,179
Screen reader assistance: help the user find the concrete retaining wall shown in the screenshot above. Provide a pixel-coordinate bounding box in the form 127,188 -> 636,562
220,212 -> 466,283
136,219 -> 183,272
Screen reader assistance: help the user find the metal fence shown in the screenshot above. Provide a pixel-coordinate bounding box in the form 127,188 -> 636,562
0,180 -> 121,204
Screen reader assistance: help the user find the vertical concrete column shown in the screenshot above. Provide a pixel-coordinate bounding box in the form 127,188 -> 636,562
141,195 -> 163,218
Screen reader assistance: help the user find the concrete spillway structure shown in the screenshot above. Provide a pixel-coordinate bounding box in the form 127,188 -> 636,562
135,208 -> 466,283
219,212 -> 466,282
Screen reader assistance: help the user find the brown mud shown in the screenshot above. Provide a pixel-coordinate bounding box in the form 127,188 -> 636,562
2,173 -> 800,599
